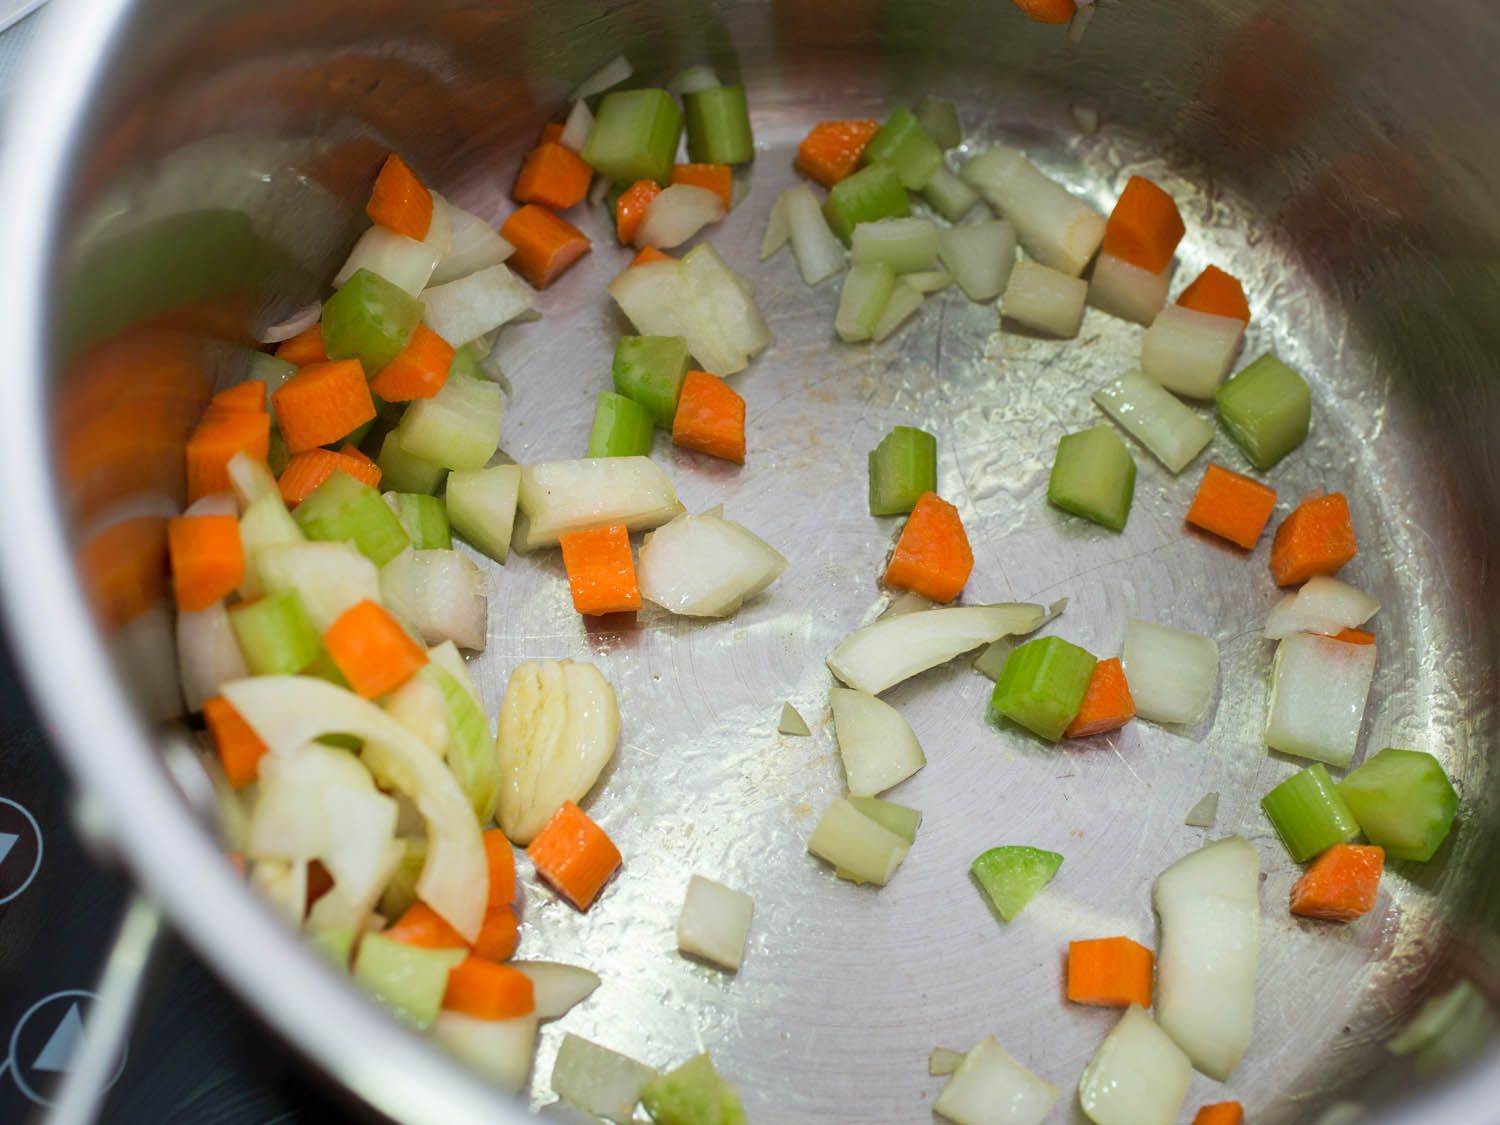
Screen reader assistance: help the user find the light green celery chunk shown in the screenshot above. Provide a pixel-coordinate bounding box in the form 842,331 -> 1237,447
612,335 -> 691,428
868,425 -> 937,516
914,95 -> 962,150
1261,763 -> 1360,862
322,268 -> 423,371
445,464 -> 521,563
293,470 -> 410,565
378,837 -> 427,920
861,106 -> 944,190
397,370 -> 502,471
1047,424 -> 1136,532
835,261 -> 895,343
386,492 -> 451,550
425,664 -> 499,822
583,89 -> 682,184
920,165 -> 981,222
807,798 -> 910,885
239,492 -> 303,596
1215,353 -> 1311,469
1338,748 -> 1458,861
850,217 -> 939,274
351,933 -> 465,1031
308,926 -> 356,968
229,588 -> 320,675
823,163 -> 910,245
587,391 -> 655,458
989,635 -> 1096,742
970,845 -> 1063,922
1093,370 -> 1214,474
847,796 -> 922,843
683,85 -> 754,165
639,1053 -> 746,1125
377,429 -> 448,495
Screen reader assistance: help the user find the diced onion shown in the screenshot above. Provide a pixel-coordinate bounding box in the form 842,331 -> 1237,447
227,451 -> 279,508
929,1048 -> 966,1077
636,510 -> 787,617
588,175 -> 614,208
635,184 -> 726,249
1184,791 -> 1219,828
961,146 -> 1105,276
935,1037 -> 1059,1125
433,1012 -> 538,1094
937,219 -> 1017,302
1264,632 -> 1376,767
871,279 -> 924,342
1120,618 -> 1219,725
551,1033 -> 657,1123
512,961 -> 602,1020
1078,1005 -> 1191,1125
559,99 -> 594,153
851,217 -> 940,274
1087,252 -> 1171,326
1263,576 -> 1379,640
112,604 -> 182,721
250,859 -> 308,924
259,302 -> 322,344
569,54 -> 632,102
514,457 -> 684,550
1092,370 -> 1214,474
783,184 -> 846,284
777,702 -> 811,736
806,798 -> 910,885
676,874 -> 755,971
828,603 -> 1047,695
830,687 -> 926,796
176,600 -> 248,711
423,191 -> 454,259
430,204 -> 514,286
760,190 -> 790,260
1140,304 -> 1245,400
1002,258 -> 1088,337
334,226 -> 441,297
379,548 -> 487,651
420,264 -> 533,348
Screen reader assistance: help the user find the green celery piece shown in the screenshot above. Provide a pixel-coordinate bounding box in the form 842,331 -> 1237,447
612,335 -> 690,428
861,106 -> 944,190
445,464 -> 521,563
834,261 -> 896,343
868,425 -> 937,515
308,926 -> 356,968
1261,763 -> 1361,862
425,664 -> 499,822
583,88 -> 683,184
240,492 -> 303,594
378,837 -> 427,920
351,933 -> 465,1031
847,796 -> 922,843
971,846 -> 1064,922
396,370 -> 503,471
322,268 -> 423,372
823,163 -> 910,245
1048,424 -> 1136,532
1215,353 -> 1311,470
914,95 -> 962,150
378,429 -> 448,495
640,1053 -> 746,1125
683,84 -> 754,165
587,391 -> 655,457
229,589 -> 320,675
387,492 -> 451,550
1338,748 -> 1458,861
920,166 -> 980,223
293,470 -> 410,565
989,635 -> 1096,742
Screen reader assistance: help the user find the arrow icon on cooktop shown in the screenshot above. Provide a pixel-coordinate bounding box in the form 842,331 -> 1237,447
31,1003 -> 84,1073
0,831 -> 18,866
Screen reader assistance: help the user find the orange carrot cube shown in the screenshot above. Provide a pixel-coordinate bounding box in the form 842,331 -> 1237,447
1270,492 -> 1357,586
1064,657 -> 1136,738
1066,936 -> 1154,1007
167,514 -> 245,612
882,492 -> 973,603
795,120 -> 881,188
1290,843 -> 1384,922
323,598 -> 428,698
1186,463 -> 1277,550
514,141 -> 594,211
370,324 -> 454,402
366,153 -> 433,241
672,370 -> 745,463
527,801 -> 622,910
204,696 -> 269,788
271,359 -> 376,454
558,524 -> 642,616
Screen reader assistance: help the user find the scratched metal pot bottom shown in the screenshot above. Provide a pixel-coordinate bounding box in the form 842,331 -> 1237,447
466,75 -> 1474,1124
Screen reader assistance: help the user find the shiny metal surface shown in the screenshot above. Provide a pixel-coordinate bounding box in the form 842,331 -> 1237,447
2,1 -> 1499,1123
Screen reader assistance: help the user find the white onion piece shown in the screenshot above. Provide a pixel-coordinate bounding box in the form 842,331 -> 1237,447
635,184 -> 726,249
551,1033 -> 657,1123
569,53 -> 632,101
905,269 -> 954,293
420,263 -> 533,348
1140,304 -> 1245,400
830,687 -> 926,796
668,64 -> 720,96
379,548 -> 487,651
636,511 -> 787,617
1121,619 -> 1219,725
112,604 -> 182,721
1093,370 -> 1214,474
383,673 -> 452,758
433,1012 -> 538,1094
1264,576 -> 1380,640
677,874 -> 754,971
930,1048 -> 966,1077
185,492 -> 238,517
937,220 -> 1016,302
176,600 -> 247,711
806,798 -> 910,885
258,302 -> 322,344
1002,258 -> 1087,337
784,184 -> 845,284
257,540 -> 380,631
961,146 -> 1105,275
778,702 -> 811,736
871,279 -> 924,342
1069,0 -> 1096,43
334,226 -> 441,297
513,961 -> 602,1020
935,1036 -> 1059,1125
250,859 -> 307,924
514,457 -> 684,550
829,603 -> 1047,695
1153,836 -> 1259,1080
760,189 -> 790,260
1087,252 -> 1171,325
423,191 -> 454,259
558,99 -> 594,153
1184,791 -> 1219,828
431,204 -> 514,286
1071,100 -> 1101,136
587,175 -> 614,209
1265,632 -> 1376,766
227,451 -> 278,508
1078,1005 -> 1191,1125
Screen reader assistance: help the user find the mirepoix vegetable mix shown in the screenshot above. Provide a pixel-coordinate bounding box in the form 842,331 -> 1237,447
176,57 -> 1419,1122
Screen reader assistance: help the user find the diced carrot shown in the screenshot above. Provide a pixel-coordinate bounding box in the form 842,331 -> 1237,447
539,122 -> 565,144
558,524 -> 642,616
79,516 -> 169,627
526,800 -> 622,911
670,163 -> 733,209
1330,627 -> 1374,645
386,901 -> 468,949
1102,176 -> 1186,274
441,955 -> 535,1019
204,696 -> 269,788
278,448 -> 379,505
1193,1103 -> 1245,1125
323,599 -> 428,698
274,324 -> 328,366
794,119 -> 881,188
337,443 -> 381,484
1290,843 -> 1384,922
629,246 -> 672,269
1185,463 -> 1278,550
1011,0 -> 1076,22
1066,936 -> 1154,1007
211,381 -> 268,413
472,904 -> 520,962
366,153 -> 433,241
514,141 -> 594,211
1270,492 -> 1357,586
484,828 -> 517,907
186,409 -> 271,502
1177,265 -> 1251,324
167,515 -> 244,612
671,370 -> 745,463
500,204 -> 591,289
616,179 -> 662,245
882,492 -> 973,603
271,358 -> 376,454
370,324 -> 454,402
1065,657 -> 1136,738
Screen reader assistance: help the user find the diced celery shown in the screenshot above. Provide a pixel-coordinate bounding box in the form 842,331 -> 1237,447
378,837 -> 427,919
229,588 -> 320,675
425,664 -> 499,822
308,926 -> 357,968
1047,424 -> 1136,532
612,335 -> 690,427
293,471 -> 410,565
582,88 -> 682,184
445,464 -> 521,563
835,261 -> 895,343
640,1053 -> 746,1125
847,795 -> 922,843
1338,748 -> 1459,862
850,218 -> 939,274
868,425 -> 937,516
970,846 -> 1063,922
914,95 -> 962,150
1093,370 -> 1214,475
861,107 -> 944,191
587,391 -> 655,458
322,268 -> 423,372
823,163 -> 910,245
989,635 -> 1097,742
378,430 -> 448,495
871,280 -> 924,342
396,371 -> 502,471
1261,764 -> 1361,862
1215,353 -> 1311,470
807,798 -> 911,886
683,84 -> 754,165
239,492 -> 303,596
921,166 -> 980,222
351,933 -> 465,1031
387,492 -> 452,550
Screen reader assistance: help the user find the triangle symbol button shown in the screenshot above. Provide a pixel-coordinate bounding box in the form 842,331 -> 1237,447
0,831 -> 18,866
32,1003 -> 85,1073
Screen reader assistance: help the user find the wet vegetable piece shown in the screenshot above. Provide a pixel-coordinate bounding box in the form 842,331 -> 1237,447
971,846 -> 1064,922
1048,425 -> 1136,532
991,636 -> 1097,742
